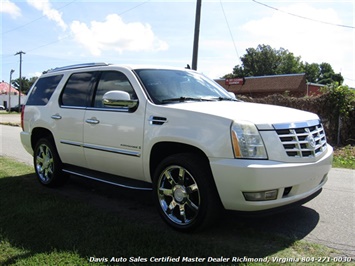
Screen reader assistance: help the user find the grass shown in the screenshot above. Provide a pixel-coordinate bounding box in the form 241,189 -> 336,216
1,157 -> 350,265
333,145 -> 355,169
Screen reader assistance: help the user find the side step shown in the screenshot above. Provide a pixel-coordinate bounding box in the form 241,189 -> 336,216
62,165 -> 152,191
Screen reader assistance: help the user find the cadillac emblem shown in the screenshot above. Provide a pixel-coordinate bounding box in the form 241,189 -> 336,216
306,134 -> 316,148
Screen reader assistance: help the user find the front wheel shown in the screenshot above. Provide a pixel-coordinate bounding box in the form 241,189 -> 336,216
34,138 -> 67,187
153,153 -> 221,232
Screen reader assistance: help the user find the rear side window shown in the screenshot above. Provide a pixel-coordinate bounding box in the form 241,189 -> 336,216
26,75 -> 63,106
60,72 -> 99,107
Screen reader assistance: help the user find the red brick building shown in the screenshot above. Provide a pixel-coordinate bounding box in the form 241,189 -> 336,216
215,73 -> 324,98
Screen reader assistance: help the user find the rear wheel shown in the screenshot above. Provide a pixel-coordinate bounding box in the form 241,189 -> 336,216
34,138 -> 67,187
153,153 -> 221,232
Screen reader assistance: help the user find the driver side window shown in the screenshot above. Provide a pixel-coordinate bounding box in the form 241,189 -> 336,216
94,71 -> 137,108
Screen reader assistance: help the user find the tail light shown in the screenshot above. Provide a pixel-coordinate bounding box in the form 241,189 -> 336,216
21,105 -> 25,130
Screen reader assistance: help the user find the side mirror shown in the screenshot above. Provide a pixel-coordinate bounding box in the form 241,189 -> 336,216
102,90 -> 138,110
228,92 -> 237,99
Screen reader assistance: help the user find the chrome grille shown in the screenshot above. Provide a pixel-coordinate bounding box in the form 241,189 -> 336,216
275,122 -> 327,158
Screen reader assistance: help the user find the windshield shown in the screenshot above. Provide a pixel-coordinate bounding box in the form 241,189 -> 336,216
134,69 -> 236,104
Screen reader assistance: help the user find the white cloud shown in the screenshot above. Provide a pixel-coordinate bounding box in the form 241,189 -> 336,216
70,14 -> 169,56
27,0 -> 67,30
0,0 -> 21,18
239,3 -> 354,86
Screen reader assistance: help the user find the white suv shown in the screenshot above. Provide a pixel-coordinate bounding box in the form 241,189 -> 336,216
21,63 -> 333,231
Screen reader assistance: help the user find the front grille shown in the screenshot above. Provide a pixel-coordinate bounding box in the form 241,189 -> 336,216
275,122 -> 327,158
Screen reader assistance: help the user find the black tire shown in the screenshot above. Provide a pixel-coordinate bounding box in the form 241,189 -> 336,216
153,153 -> 222,232
33,138 -> 68,187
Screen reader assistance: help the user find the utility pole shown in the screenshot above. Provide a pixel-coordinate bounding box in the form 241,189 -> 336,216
15,51 -> 25,111
192,0 -> 202,70
8,69 -> 15,112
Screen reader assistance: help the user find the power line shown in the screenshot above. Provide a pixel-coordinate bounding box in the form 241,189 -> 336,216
252,0 -> 355,29
220,0 -> 240,60
2,0 -> 152,55
1,0 -> 78,35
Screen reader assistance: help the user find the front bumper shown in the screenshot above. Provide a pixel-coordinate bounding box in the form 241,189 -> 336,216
210,144 -> 333,211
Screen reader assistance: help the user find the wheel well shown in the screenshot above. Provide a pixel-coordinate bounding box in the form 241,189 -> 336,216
31,128 -> 54,150
149,142 -> 210,181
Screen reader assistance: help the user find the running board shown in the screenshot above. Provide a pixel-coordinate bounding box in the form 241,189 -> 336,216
62,165 -> 152,191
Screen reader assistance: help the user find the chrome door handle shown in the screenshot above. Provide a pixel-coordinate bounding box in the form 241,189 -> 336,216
85,118 -> 100,124
51,114 -> 62,120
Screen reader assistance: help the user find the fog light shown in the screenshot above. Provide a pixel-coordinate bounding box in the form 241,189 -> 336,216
243,189 -> 278,201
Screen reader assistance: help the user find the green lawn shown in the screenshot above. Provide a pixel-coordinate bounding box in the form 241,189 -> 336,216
332,145 -> 355,169
0,157 -> 348,265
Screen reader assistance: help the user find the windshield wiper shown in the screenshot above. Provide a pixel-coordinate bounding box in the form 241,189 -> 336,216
162,97 -> 213,103
214,97 -> 238,101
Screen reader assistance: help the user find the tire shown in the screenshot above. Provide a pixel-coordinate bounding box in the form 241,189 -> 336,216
153,153 -> 222,232
33,138 -> 68,187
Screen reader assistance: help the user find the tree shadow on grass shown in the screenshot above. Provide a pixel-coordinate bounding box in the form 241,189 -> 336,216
0,173 -> 320,265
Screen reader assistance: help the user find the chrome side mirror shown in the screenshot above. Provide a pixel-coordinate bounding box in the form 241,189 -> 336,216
102,91 -> 138,110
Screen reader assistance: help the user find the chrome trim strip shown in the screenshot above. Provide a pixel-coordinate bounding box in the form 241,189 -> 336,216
60,105 -> 87,110
86,107 -> 130,112
60,140 -> 83,147
62,169 -> 152,191
83,143 -> 141,157
60,140 -> 141,157
273,119 -> 320,130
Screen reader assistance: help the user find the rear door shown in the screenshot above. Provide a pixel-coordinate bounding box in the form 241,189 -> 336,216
54,71 -> 99,167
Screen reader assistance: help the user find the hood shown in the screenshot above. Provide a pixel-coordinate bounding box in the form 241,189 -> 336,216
168,101 -> 319,129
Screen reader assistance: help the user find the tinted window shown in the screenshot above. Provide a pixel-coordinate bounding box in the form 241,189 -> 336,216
61,72 -> 98,107
93,71 -> 137,108
26,75 -> 63,106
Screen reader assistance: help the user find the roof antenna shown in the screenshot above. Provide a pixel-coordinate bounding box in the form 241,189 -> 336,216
185,64 -> 191,69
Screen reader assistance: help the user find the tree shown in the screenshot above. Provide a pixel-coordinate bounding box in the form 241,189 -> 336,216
11,76 -> 38,95
225,44 -> 344,86
303,62 -> 320,83
277,49 -> 303,74
318,62 -> 344,85
226,44 -> 302,78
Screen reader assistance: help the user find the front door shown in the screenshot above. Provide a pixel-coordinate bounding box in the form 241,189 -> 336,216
83,70 -> 145,180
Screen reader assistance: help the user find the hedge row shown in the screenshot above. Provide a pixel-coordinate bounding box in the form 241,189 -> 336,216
238,94 -> 355,146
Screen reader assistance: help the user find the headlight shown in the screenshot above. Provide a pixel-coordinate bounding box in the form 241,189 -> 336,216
231,121 -> 268,159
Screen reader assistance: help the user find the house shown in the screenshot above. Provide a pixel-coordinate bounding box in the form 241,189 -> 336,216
215,73 -> 325,97
0,81 -> 26,110
306,82 -> 326,96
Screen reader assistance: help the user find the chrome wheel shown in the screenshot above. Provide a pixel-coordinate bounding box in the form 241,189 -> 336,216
34,138 -> 67,187
35,143 -> 54,184
157,165 -> 200,226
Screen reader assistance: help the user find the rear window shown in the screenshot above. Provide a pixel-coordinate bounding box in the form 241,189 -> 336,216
60,72 -> 99,107
26,75 -> 63,106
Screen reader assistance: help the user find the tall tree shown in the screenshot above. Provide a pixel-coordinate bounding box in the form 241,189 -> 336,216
318,62 -> 344,85
227,44 -> 301,77
277,48 -> 303,74
303,62 -> 320,83
225,44 -> 343,86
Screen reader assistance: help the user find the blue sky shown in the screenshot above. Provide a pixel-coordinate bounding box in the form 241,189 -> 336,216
1,0 -> 354,88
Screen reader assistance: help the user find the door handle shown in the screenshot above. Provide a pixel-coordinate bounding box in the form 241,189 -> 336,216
51,114 -> 62,120
85,118 -> 100,124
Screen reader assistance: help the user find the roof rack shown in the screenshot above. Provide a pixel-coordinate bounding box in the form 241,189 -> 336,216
45,62 -> 110,73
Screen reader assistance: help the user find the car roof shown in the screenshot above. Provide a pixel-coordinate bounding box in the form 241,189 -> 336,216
43,62 -> 191,75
